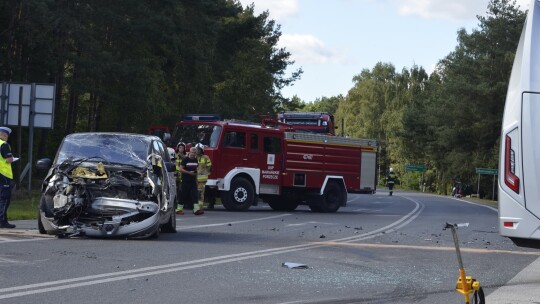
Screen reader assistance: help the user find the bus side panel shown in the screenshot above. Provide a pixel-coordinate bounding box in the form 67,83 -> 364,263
521,93 -> 540,219
499,0 -> 540,245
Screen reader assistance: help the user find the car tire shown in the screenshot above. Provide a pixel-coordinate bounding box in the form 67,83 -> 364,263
37,209 -> 46,234
221,177 -> 254,211
161,207 -> 177,233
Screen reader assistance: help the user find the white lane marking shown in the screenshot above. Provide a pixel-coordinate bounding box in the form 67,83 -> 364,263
347,195 -> 361,203
0,237 -> 53,244
285,221 -> 335,227
0,200 -> 424,300
452,197 -> 498,212
0,256 -> 25,264
175,214 -> 292,230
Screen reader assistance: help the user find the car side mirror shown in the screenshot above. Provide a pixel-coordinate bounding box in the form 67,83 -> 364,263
36,158 -> 52,170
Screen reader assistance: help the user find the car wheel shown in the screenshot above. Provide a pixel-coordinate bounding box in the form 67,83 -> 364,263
38,196 -> 51,234
37,209 -> 46,234
40,195 -> 54,217
221,177 -> 254,211
161,208 -> 177,233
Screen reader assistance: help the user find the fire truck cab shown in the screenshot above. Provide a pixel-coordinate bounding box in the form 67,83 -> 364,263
171,115 -> 378,212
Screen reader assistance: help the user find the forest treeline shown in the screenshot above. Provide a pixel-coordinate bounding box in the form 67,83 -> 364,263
0,0 -> 527,194
293,0 -> 526,195
0,0 -> 301,156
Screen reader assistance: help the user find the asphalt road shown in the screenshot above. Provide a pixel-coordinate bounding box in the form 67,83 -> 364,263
1,190 -> 539,304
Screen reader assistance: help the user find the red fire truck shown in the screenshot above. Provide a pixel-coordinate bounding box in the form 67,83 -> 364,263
277,111 -> 336,135
170,114 -> 378,212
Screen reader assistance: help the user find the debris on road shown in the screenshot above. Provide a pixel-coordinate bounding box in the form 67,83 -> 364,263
282,262 -> 308,269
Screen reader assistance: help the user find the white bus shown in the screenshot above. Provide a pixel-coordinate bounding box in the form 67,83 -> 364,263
499,0 -> 540,248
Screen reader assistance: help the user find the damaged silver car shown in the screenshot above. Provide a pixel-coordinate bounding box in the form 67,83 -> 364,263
36,133 -> 177,239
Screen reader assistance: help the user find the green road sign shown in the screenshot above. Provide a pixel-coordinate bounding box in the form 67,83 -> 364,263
475,168 -> 498,175
405,164 -> 427,172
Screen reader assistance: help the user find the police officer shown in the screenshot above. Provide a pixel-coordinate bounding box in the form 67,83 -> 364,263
0,127 -> 15,228
386,167 -> 398,196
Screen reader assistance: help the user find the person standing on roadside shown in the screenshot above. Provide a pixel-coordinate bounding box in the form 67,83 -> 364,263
195,143 -> 213,209
0,127 -> 16,228
177,147 -> 204,215
174,142 -> 187,213
385,167 -> 398,196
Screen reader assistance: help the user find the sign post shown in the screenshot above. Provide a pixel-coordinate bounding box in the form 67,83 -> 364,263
406,164 -> 427,190
0,82 -> 55,191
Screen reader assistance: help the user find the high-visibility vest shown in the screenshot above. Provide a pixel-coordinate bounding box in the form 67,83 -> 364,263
387,172 -> 397,184
0,140 -> 13,179
197,155 -> 212,182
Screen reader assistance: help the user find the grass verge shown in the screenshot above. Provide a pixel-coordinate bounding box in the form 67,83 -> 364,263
7,189 -> 41,221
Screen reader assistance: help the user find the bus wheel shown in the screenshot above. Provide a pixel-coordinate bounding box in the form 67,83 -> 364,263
221,177 -> 254,211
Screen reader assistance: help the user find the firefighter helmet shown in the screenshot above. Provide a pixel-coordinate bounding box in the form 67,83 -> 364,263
389,167 -> 394,173
167,147 -> 176,160
195,143 -> 204,151
176,142 -> 186,151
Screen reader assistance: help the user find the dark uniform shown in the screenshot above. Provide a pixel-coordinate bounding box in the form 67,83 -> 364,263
0,127 -> 15,228
178,150 -> 204,215
386,169 -> 398,196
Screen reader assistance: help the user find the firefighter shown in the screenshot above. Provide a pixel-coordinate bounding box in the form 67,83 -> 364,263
174,142 -> 187,214
177,147 -> 204,215
176,142 -> 187,160
386,167 -> 398,196
195,143 -> 213,209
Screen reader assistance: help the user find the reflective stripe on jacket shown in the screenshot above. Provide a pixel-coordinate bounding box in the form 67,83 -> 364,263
197,155 -> 212,182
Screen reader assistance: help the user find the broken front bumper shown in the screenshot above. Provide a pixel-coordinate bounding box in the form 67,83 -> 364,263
40,197 -> 161,238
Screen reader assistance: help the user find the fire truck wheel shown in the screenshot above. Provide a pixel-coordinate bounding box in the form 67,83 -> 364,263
318,180 -> 344,213
266,198 -> 299,211
221,177 -> 255,211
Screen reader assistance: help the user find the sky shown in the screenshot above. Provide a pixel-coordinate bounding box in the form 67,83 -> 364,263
237,0 -> 531,102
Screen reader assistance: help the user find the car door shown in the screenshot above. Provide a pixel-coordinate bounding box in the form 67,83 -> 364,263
220,129 -> 247,172
152,140 -> 175,211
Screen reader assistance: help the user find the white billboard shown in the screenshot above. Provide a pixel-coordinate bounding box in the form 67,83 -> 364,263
1,83 -> 55,128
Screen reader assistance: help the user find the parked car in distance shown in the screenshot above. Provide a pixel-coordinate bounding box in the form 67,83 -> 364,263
36,133 -> 177,239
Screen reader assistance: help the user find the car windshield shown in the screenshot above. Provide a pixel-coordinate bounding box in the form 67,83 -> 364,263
55,134 -> 150,167
172,124 -> 221,148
